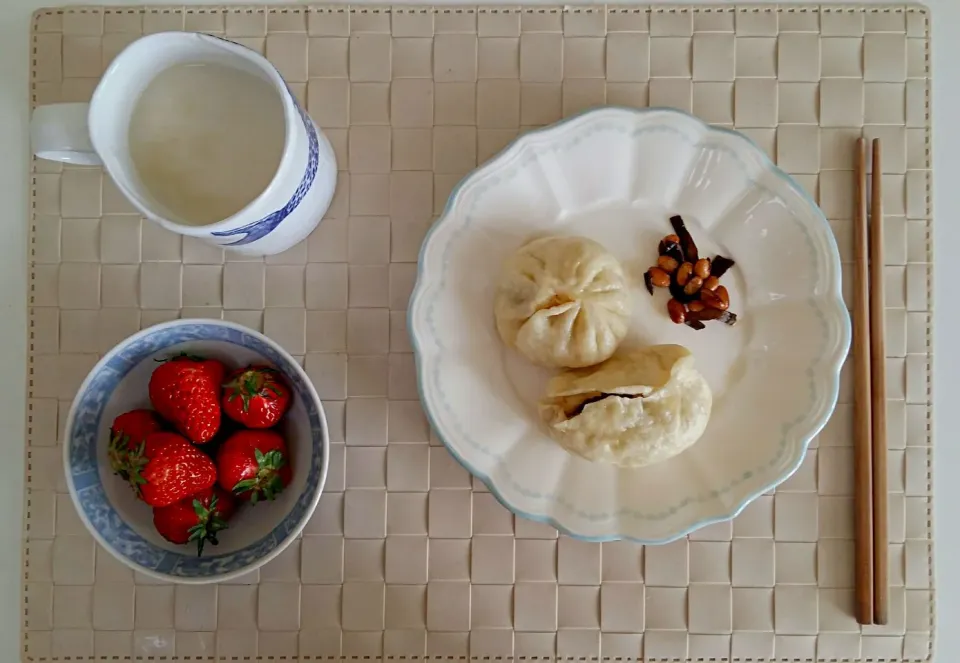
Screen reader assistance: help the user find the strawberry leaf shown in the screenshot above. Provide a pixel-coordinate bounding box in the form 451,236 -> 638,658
224,368 -> 283,414
231,445 -> 289,504
241,375 -> 260,412
232,478 -> 259,493
109,437 -> 149,497
185,495 -> 227,557
187,522 -> 209,557
262,474 -> 286,501
107,432 -> 132,480
209,514 -> 228,534
259,450 -> 286,472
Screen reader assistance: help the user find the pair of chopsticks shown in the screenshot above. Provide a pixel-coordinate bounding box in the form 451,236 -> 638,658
852,137 -> 888,625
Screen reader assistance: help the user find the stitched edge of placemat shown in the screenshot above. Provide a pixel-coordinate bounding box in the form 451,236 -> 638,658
23,4 -> 935,662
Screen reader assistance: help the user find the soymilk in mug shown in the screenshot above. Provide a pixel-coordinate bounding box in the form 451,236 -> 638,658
31,32 -> 337,256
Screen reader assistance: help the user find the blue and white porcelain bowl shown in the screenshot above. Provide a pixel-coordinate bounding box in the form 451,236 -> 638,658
63,319 -> 329,583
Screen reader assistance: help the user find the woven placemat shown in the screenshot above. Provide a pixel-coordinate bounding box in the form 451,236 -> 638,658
24,4 -> 934,662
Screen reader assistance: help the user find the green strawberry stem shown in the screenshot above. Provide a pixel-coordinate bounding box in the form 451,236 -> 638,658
187,495 -> 228,557
107,435 -> 148,497
224,368 -> 283,413
232,448 -> 287,504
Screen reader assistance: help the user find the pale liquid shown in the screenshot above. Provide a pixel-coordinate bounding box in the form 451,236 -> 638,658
128,63 -> 286,226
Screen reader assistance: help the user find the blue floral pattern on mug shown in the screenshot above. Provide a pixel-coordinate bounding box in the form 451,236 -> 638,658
210,94 -> 320,247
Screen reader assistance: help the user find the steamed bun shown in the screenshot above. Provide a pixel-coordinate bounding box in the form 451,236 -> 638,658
494,236 -> 631,368
539,345 -> 712,467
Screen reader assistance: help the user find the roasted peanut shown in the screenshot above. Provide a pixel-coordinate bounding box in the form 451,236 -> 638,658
694,258 -> 711,279
700,288 -> 728,311
703,275 -> 720,291
664,234 -> 680,244
688,300 -> 706,313
648,267 -> 671,288
667,298 -> 686,324
715,285 -> 730,308
676,262 -> 694,286
683,275 -> 703,296
657,256 -> 679,272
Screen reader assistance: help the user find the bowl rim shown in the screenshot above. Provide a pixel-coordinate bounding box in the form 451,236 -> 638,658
62,318 -> 330,583
408,105 -> 851,543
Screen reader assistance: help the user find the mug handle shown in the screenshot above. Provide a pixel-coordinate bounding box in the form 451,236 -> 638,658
31,102 -> 102,166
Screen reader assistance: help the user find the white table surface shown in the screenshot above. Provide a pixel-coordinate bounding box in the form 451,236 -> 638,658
0,1 -> 952,661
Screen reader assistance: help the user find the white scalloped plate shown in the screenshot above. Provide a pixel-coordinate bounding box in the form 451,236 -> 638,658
408,107 -> 850,543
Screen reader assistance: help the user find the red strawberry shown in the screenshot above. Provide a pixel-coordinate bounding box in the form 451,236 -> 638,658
148,354 -> 224,443
198,357 -> 226,386
133,432 -> 218,507
222,366 -> 291,429
217,430 -> 292,504
198,416 -> 242,462
108,409 -> 164,485
152,485 -> 237,556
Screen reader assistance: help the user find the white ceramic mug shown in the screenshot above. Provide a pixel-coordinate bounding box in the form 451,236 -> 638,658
31,32 -> 337,256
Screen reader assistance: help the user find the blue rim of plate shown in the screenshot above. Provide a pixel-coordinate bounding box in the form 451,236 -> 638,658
407,105 -> 851,544
63,319 -> 329,582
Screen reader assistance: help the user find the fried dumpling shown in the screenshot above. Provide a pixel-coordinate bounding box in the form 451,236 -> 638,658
539,345 -> 712,467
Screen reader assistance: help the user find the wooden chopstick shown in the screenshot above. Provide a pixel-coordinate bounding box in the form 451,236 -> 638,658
852,136 -> 874,625
869,138 -> 889,625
